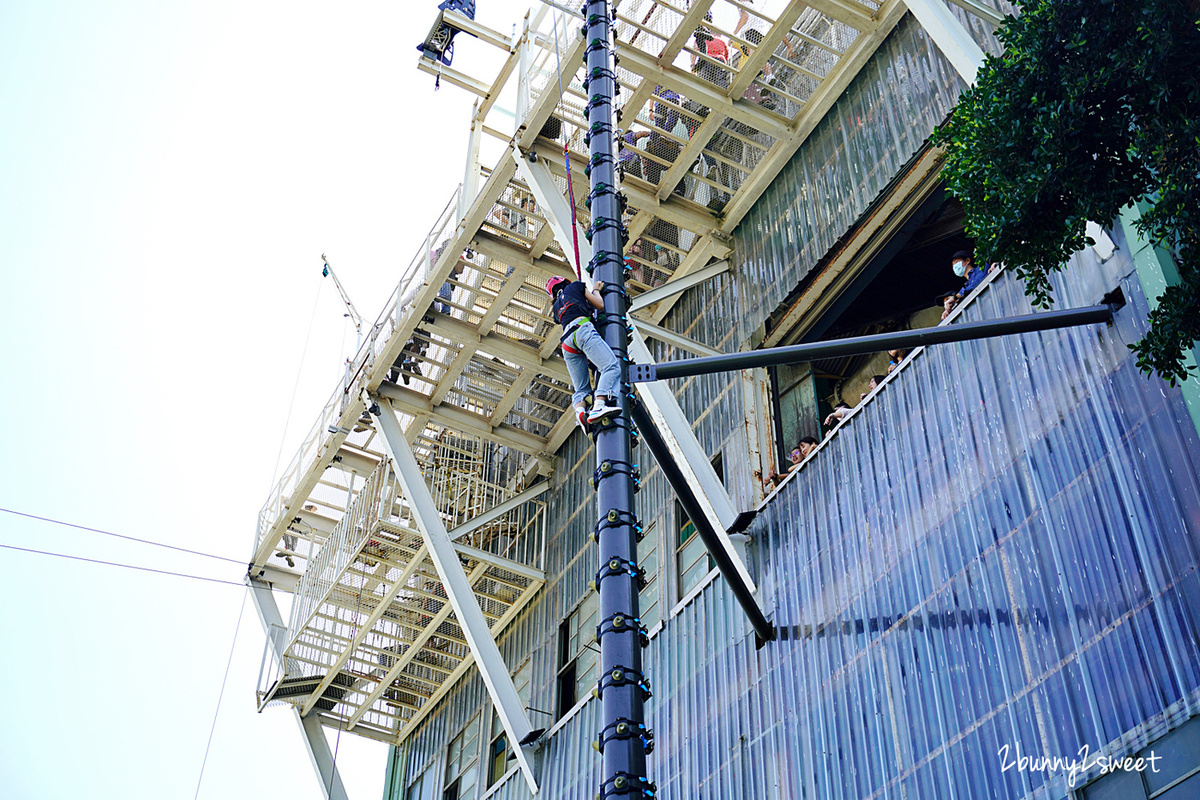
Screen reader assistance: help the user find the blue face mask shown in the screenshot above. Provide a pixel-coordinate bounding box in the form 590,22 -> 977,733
952,260 -> 967,277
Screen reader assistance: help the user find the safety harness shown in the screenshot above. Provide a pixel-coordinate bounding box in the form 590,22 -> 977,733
554,288 -> 596,355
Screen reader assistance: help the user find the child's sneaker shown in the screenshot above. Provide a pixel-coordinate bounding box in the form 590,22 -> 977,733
587,400 -> 621,423
576,409 -> 589,429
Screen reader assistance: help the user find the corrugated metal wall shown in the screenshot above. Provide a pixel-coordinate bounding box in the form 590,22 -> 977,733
397,256 -> 1200,800
734,7 -> 1014,342
745,252 -> 1200,800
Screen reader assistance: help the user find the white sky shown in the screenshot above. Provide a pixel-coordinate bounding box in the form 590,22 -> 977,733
0,2 -> 532,798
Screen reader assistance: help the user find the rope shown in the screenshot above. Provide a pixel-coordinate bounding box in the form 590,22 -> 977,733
193,588 -> 249,799
268,271 -> 326,495
552,11 -> 583,279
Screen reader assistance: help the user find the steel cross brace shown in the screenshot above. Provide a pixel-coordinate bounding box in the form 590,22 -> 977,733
368,393 -> 541,794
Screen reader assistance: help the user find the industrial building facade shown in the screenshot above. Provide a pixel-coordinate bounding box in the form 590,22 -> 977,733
247,2 -> 1200,799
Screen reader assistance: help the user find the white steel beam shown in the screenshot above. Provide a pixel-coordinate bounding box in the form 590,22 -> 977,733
248,578 -> 350,800
630,318 -> 723,358
477,267 -> 532,335
441,10 -> 514,52
419,305 -> 570,383
469,231 -> 576,280
728,2 -> 811,98
346,558 -> 491,730
628,331 -> 756,591
720,0 -> 908,229
448,481 -> 551,542
512,145 -> 593,279
628,258 -> 730,313
540,151 -> 719,238
645,236 -> 732,325
802,0 -> 880,30
370,394 -> 539,794
901,0 -> 987,85
616,47 -> 790,139
377,380 -> 550,456
945,0 -> 1005,26
416,60 -> 493,97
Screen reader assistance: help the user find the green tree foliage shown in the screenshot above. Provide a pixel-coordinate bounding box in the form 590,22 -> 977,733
932,0 -> 1200,384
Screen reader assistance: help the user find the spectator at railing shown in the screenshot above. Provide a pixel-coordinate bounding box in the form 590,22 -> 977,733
765,436 -> 821,489
798,435 -> 818,459
859,374 -> 886,402
619,129 -> 650,179
644,86 -> 683,191
766,445 -> 802,489
824,402 -> 853,427
432,260 -> 464,318
389,330 -> 430,385
691,17 -> 730,85
887,349 -> 909,373
941,249 -> 995,319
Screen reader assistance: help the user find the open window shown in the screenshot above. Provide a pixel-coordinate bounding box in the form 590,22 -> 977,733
765,187 -> 979,469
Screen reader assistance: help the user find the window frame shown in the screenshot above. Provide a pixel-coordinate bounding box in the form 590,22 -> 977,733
442,713 -> 481,800
555,593 -> 598,718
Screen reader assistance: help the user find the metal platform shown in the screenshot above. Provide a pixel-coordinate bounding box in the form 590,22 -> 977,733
258,454 -> 545,746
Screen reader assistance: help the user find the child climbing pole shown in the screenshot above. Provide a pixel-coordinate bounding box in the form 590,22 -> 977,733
545,276 -> 622,428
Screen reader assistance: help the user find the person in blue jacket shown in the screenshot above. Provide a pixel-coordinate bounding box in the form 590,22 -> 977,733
546,276 -> 622,428
942,249 -> 994,319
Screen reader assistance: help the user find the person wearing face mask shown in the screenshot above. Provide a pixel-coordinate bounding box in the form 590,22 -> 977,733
941,250 -> 993,319
765,436 -> 822,489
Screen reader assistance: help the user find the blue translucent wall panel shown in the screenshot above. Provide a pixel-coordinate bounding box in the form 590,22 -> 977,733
750,258 -> 1200,799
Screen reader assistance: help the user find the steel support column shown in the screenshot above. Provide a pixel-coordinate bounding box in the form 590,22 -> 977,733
248,577 -> 350,800
368,395 -> 540,794
627,331 -> 754,586
584,2 -> 652,798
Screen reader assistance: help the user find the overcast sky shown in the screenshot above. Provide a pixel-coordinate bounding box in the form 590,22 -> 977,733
0,2 -> 531,798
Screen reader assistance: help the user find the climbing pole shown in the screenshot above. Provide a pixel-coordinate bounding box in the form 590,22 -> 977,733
581,3 -> 654,799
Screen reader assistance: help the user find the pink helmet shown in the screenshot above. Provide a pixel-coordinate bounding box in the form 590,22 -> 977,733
545,276 -> 570,296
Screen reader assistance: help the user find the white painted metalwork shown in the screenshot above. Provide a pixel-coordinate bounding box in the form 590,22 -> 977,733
249,578 -> 351,800
630,318 -> 723,358
901,0 -> 987,84
627,259 -> 730,314
628,330 -> 756,591
512,144 -> 593,281
371,394 -> 540,793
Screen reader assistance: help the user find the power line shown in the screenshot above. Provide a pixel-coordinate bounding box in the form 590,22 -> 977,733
0,506 -> 244,565
0,543 -> 245,588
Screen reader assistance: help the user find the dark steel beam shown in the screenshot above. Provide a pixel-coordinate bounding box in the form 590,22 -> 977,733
630,403 -> 775,644
630,305 -> 1115,382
